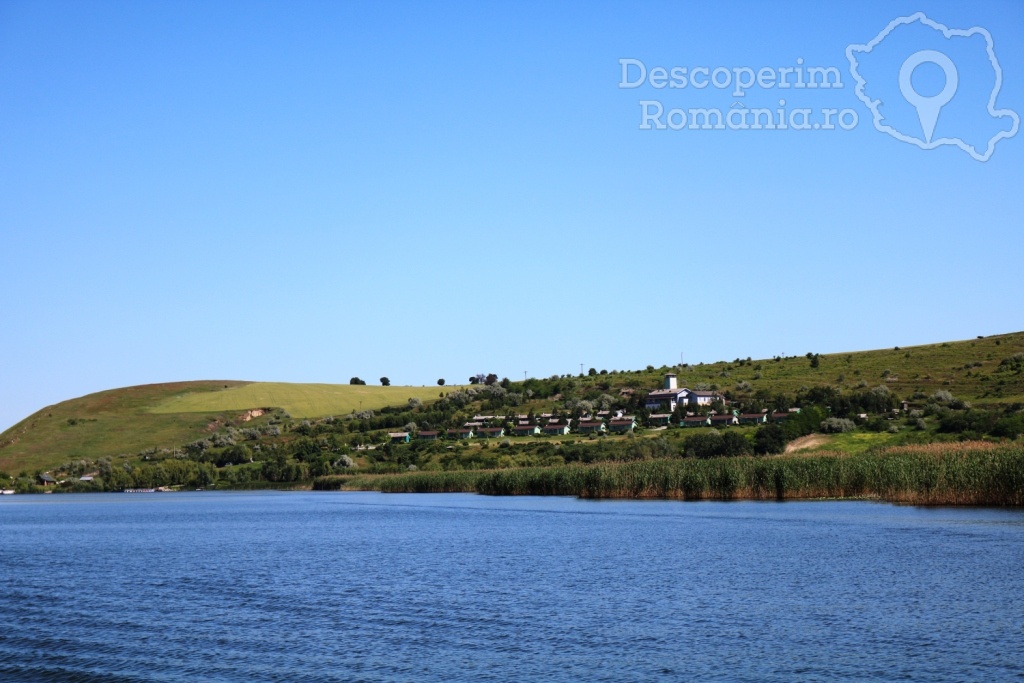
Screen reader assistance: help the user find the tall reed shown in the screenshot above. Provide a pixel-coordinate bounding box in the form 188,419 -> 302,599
311,441 -> 1024,505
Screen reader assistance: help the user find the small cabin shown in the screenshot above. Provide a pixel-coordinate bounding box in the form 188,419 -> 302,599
608,418 -> 636,433
577,421 -> 607,434
542,424 -> 571,436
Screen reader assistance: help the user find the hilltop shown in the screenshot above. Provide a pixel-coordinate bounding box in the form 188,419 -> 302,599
1,332 -> 1022,482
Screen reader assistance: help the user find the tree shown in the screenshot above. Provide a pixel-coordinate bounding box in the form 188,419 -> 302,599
380,377 -> 390,386
349,377 -> 366,385
588,368 -> 597,376
485,373 -> 498,386
216,444 -> 252,467
820,417 -> 856,433
682,431 -> 751,458
437,378 -> 445,386
753,424 -> 786,455
720,432 -> 752,457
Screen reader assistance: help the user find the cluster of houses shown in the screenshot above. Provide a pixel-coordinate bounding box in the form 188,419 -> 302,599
35,472 -> 96,487
389,410 -> 642,443
644,373 -> 797,426
386,374 -> 798,444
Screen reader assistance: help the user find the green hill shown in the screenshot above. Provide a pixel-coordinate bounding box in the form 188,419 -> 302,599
2,332 -> 1022,476
0,381 -> 247,474
0,381 -> 459,474
609,332 -> 1024,407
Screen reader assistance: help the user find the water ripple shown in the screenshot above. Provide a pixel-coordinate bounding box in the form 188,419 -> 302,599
1,492 -> 1022,682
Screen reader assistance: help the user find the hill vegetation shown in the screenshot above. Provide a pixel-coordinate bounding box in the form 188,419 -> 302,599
0,381 -> 247,475
2,332 -> 1023,503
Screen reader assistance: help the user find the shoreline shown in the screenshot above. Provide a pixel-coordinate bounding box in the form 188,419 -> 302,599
12,442 -> 1023,507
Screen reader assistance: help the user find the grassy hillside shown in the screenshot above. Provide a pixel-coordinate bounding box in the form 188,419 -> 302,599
0,381 -> 248,474
571,332 -> 1024,407
149,382 -> 465,418
0,380 -> 457,474
2,331 -> 1021,476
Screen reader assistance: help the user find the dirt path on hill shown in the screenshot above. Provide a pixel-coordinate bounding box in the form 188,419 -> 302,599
785,434 -> 830,453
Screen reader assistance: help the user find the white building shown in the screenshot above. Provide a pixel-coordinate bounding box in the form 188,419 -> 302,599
645,374 -> 723,410
644,374 -> 691,411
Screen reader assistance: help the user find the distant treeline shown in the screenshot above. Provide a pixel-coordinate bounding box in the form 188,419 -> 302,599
314,442 -> 1024,506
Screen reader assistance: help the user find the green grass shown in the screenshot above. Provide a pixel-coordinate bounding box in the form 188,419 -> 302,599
0,380 -> 467,473
573,331 -> 1024,408
0,381 -> 248,474
149,382 -> 466,418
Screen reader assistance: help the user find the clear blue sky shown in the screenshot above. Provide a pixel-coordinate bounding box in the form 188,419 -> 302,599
1,0 -> 1021,431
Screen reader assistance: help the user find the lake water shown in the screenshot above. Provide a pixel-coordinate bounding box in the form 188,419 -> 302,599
1,492 -> 1022,682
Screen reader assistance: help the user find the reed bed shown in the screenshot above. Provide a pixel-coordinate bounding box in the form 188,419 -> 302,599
312,441 -> 1024,505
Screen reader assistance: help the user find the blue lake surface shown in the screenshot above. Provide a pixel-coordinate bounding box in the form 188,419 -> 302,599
1,492 -> 1022,682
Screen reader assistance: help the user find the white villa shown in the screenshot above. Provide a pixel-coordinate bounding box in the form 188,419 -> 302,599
644,374 -> 723,411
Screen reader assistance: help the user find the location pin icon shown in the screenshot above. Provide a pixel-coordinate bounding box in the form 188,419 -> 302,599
899,50 -> 958,143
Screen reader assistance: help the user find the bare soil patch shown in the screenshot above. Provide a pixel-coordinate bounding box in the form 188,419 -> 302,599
785,434 -> 829,453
